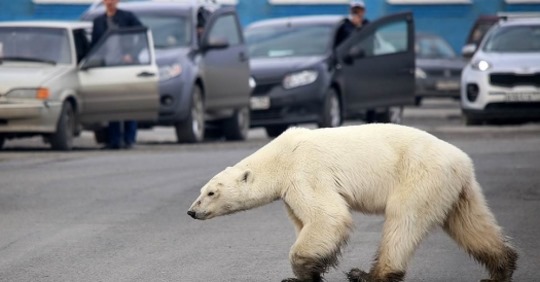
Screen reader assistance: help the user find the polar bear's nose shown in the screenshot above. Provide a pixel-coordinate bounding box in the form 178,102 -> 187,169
187,210 -> 196,219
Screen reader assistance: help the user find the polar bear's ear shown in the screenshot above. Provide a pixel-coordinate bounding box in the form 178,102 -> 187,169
239,169 -> 253,184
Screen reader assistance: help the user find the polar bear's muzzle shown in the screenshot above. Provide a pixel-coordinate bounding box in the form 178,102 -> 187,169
187,210 -> 212,220
187,210 -> 197,219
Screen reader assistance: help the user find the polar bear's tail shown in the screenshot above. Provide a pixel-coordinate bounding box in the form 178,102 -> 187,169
443,180 -> 518,282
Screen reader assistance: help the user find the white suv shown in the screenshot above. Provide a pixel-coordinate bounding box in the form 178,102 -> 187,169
461,18 -> 540,125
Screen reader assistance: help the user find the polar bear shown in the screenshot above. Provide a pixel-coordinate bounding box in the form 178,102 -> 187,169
187,123 -> 517,282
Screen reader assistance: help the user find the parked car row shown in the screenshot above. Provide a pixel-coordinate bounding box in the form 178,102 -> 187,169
3,0 -> 538,150
0,0 -> 418,150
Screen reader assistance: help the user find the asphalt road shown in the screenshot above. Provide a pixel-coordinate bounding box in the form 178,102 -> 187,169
0,99 -> 539,282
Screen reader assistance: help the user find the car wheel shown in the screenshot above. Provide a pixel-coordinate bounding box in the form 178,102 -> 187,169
318,88 -> 342,128
49,102 -> 75,151
175,85 -> 205,143
93,128 -> 108,144
265,124 -> 289,138
0,135 -> 5,150
224,106 -> 250,141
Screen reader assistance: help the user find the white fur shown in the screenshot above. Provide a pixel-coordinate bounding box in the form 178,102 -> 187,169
188,123 -> 517,282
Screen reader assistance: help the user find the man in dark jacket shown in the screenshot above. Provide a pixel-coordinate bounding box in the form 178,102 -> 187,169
91,0 -> 143,150
334,0 -> 370,48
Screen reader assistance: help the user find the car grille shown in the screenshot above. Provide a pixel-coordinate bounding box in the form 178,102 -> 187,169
252,78 -> 281,97
486,102 -> 540,111
425,69 -> 461,77
490,73 -> 540,87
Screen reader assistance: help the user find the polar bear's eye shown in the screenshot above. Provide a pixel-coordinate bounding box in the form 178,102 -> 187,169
208,192 -> 215,196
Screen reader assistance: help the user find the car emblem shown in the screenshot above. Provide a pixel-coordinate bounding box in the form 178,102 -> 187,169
444,69 -> 452,78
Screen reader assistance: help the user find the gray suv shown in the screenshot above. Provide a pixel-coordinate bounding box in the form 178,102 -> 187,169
81,1 -> 251,143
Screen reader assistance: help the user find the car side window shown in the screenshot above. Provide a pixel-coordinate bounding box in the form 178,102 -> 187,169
351,20 -> 407,57
85,29 -> 151,67
73,29 -> 91,63
207,14 -> 241,46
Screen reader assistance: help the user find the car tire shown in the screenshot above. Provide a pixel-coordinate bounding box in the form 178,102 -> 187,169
49,102 -> 75,151
318,88 -> 342,128
0,135 -> 5,150
265,125 -> 289,138
224,106 -> 250,141
175,85 -> 205,143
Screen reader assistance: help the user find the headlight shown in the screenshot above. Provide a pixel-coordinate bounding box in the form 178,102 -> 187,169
7,88 -> 49,100
415,67 -> 427,79
249,77 -> 257,90
283,70 -> 318,89
471,60 -> 491,72
159,63 -> 182,81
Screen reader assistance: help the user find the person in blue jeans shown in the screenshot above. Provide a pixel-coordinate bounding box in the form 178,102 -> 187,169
91,0 -> 143,149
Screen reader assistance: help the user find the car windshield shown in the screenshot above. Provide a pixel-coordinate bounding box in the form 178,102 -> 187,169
416,35 -> 456,59
483,25 -> 540,53
245,25 -> 333,58
0,27 -> 71,64
138,15 -> 191,48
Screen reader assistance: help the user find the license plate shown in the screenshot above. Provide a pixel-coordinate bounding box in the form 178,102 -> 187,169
435,80 -> 460,90
250,96 -> 270,110
504,92 -> 540,102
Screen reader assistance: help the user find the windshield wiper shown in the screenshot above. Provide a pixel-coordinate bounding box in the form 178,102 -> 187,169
0,56 -> 57,65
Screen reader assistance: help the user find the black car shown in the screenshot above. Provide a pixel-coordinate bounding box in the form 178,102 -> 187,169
244,12 -> 415,137
81,1 -> 251,143
414,32 -> 466,105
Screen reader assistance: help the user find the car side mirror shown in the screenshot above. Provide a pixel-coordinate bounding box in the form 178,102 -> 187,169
343,46 -> 365,65
461,44 -> 477,59
202,37 -> 230,51
80,57 -> 105,70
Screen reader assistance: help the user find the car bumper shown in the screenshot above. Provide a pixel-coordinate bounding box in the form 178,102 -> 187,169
416,77 -> 460,98
462,103 -> 540,120
0,100 -> 61,133
250,80 -> 326,127
140,77 -> 188,126
461,67 -> 540,120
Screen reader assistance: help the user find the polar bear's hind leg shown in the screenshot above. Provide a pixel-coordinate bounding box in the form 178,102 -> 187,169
443,181 -> 518,282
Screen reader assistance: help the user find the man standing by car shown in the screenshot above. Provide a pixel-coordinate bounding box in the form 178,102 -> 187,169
334,0 -> 370,48
91,0 -> 143,150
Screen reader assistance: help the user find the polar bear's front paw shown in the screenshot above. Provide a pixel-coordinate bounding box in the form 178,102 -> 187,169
347,268 -> 371,282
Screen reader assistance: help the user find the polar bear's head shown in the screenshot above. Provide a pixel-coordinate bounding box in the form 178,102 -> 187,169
187,166 -> 253,220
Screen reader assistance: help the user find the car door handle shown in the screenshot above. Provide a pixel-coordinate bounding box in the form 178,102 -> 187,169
137,71 -> 156,77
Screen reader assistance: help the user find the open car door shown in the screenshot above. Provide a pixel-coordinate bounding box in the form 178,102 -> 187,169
199,7 -> 251,110
336,12 -> 415,111
77,26 -> 159,123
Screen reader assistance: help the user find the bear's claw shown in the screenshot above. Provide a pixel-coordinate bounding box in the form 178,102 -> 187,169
347,268 -> 371,282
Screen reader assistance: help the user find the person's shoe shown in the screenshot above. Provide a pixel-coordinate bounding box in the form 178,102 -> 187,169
123,143 -> 134,149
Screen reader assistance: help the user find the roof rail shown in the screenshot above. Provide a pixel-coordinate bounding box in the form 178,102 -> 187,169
497,12 -> 540,21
